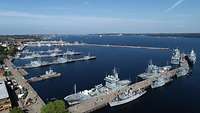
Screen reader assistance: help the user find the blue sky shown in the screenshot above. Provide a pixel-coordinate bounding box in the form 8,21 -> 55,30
0,0 -> 199,34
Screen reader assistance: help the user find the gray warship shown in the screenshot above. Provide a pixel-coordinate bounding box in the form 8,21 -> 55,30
64,68 -> 131,105
137,61 -> 172,88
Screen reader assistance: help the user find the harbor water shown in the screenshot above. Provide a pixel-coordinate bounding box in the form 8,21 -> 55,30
14,35 -> 200,113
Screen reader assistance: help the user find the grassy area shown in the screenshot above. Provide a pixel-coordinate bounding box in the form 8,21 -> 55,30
0,35 -> 41,39
0,35 -> 44,42
0,46 -> 7,64
41,100 -> 68,113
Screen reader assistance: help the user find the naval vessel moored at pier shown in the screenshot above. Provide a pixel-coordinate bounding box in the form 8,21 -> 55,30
64,68 -> 131,105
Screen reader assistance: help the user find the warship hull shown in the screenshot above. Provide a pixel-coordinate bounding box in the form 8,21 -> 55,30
109,91 -> 147,107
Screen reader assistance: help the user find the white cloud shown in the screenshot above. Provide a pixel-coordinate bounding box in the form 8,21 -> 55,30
0,10 -> 183,34
0,10 -> 51,18
165,0 -> 185,13
0,10 -> 169,24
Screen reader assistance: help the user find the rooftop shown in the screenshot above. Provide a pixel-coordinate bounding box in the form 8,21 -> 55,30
0,81 -> 9,100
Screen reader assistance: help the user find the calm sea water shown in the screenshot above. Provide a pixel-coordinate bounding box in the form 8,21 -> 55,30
14,35 -> 200,113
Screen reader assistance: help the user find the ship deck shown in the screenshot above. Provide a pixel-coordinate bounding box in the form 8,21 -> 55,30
28,73 -> 61,83
19,56 -> 96,69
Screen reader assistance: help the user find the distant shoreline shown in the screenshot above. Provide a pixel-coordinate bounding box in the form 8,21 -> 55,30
0,33 -> 200,40
89,33 -> 200,38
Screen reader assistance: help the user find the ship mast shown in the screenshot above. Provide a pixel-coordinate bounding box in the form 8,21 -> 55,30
74,84 -> 77,94
113,67 -> 118,79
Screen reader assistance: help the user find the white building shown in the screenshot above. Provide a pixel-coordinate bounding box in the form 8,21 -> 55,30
0,81 -> 11,111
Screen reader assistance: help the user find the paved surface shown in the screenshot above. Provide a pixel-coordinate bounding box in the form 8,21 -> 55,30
0,110 -> 9,113
4,58 -> 45,113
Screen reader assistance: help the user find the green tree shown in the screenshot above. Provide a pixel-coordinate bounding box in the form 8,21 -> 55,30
41,100 -> 68,113
0,46 -> 6,64
4,71 -> 12,76
10,107 -> 23,113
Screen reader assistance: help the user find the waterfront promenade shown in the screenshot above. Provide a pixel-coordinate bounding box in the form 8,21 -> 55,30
4,58 -> 45,113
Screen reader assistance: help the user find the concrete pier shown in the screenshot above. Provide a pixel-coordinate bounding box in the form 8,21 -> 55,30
81,43 -> 169,50
20,56 -> 96,69
24,41 -> 169,50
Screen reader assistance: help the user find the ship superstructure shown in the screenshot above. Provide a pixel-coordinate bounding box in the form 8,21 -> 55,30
28,69 -> 61,82
23,60 -> 48,68
189,49 -> 196,64
170,49 -> 196,77
137,61 -> 172,80
137,61 -> 172,88
171,49 -> 196,66
21,48 -> 62,54
18,48 -> 81,60
176,54 -> 190,77
171,48 -> 181,65
27,61 -> 42,68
